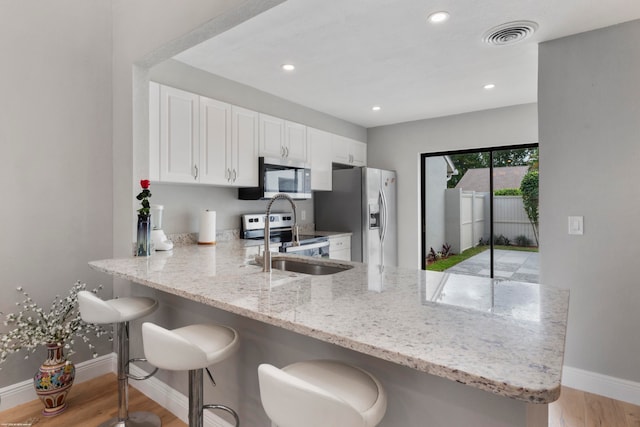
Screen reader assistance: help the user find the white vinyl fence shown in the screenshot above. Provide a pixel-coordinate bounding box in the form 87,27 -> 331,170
493,196 -> 537,245
444,189 -> 536,253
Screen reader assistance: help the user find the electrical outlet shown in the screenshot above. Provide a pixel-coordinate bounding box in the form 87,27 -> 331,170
301,210 -> 307,221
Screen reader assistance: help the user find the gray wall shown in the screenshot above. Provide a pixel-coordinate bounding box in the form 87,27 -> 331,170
367,104 -> 538,269
0,1 -> 113,387
538,20 -> 640,382
151,59 -> 366,142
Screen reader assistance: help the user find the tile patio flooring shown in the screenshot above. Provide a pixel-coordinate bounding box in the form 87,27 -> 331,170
445,249 -> 540,283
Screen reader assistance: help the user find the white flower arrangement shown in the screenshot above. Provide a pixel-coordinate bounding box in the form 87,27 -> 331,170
0,281 -> 112,368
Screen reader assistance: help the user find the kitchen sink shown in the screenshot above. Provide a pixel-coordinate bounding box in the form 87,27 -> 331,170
270,258 -> 353,275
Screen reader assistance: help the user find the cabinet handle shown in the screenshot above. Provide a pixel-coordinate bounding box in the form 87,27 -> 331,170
285,147 -> 289,158
280,146 -> 285,157
194,164 -> 198,180
232,169 -> 237,182
227,168 -> 232,182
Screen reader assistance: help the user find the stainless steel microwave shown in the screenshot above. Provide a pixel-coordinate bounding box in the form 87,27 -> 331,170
238,157 -> 312,200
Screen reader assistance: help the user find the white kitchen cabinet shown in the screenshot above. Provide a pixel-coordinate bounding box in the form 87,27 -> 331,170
307,127 -> 332,191
230,106 -> 259,186
199,96 -> 231,185
159,85 -> 200,183
152,83 -> 259,187
259,113 -> 307,162
284,120 -> 307,161
332,135 -> 367,167
329,235 -> 351,261
199,98 -> 259,187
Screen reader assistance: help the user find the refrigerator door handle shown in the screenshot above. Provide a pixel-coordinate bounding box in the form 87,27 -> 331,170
378,190 -> 385,242
379,188 -> 388,269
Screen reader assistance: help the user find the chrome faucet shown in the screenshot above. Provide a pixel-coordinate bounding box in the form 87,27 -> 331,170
263,193 -> 299,272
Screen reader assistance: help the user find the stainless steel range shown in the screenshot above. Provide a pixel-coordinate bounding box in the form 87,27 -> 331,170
241,213 -> 330,258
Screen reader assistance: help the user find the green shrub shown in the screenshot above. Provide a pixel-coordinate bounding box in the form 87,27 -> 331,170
520,170 -> 539,245
494,234 -> 511,246
494,188 -> 521,196
514,235 -> 532,247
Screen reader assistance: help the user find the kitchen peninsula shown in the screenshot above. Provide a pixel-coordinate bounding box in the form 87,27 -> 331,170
89,241 -> 568,427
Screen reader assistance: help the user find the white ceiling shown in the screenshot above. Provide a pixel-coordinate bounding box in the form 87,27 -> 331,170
174,0 -> 640,128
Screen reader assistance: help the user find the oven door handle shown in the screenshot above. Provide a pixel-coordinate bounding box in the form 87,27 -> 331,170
283,241 -> 329,252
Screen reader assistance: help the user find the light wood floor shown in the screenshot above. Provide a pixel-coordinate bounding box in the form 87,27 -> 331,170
1,374 -> 639,426
0,374 -> 185,427
549,386 -> 640,427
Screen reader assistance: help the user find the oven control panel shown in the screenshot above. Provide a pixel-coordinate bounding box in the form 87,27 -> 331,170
242,213 -> 294,233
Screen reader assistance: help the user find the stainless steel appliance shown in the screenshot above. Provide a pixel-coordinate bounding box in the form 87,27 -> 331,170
314,167 -> 397,266
238,157 -> 312,200
242,213 -> 330,257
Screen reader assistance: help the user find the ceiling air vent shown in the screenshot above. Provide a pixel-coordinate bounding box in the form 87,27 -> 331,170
482,21 -> 538,46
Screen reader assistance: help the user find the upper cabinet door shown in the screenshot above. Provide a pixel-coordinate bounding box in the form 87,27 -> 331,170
284,121 -> 307,162
308,127 -> 332,191
259,113 -> 285,159
231,106 -> 259,187
331,134 -> 351,164
159,85 -> 199,183
199,96 -> 231,185
332,134 -> 367,167
350,139 -> 367,167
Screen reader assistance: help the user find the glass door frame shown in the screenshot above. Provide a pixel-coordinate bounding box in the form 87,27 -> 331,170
419,143 -> 539,274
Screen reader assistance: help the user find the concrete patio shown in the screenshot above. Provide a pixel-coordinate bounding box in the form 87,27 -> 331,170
445,249 -> 539,283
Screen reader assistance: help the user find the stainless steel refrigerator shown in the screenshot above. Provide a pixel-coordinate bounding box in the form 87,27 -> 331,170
315,167 -> 397,267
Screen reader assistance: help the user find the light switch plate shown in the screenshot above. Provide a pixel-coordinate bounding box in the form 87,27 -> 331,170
568,216 -> 584,235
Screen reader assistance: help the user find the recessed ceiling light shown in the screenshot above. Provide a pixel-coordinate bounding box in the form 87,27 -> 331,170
372,106 -> 381,111
281,64 -> 295,72
483,83 -> 496,90
427,11 -> 450,24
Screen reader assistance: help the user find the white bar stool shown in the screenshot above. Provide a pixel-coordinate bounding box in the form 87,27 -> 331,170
141,322 -> 240,427
258,360 -> 387,427
77,291 -> 160,427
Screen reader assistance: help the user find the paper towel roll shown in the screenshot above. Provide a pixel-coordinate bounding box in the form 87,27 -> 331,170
198,210 -> 216,245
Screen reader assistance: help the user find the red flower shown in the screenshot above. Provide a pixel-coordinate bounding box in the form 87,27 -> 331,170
140,179 -> 150,189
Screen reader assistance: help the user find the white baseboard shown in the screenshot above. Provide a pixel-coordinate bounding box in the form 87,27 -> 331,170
0,352 -> 115,412
128,364 -> 232,427
562,365 -> 640,405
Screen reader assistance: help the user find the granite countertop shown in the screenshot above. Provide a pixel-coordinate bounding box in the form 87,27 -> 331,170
89,241 -> 569,404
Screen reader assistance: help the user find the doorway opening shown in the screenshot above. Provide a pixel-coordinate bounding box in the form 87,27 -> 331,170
420,144 -> 539,283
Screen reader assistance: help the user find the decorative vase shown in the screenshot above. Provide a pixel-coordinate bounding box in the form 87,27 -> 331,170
33,343 -> 75,416
136,214 -> 152,256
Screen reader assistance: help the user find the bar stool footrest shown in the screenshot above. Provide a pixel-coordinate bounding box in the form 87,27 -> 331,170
127,357 -> 159,381
204,403 -> 240,427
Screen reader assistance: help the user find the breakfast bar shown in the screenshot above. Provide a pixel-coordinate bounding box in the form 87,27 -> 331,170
89,241 -> 569,427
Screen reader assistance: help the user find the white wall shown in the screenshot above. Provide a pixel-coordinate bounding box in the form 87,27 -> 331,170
367,104 -> 538,269
539,20 -> 640,386
0,1 -> 113,387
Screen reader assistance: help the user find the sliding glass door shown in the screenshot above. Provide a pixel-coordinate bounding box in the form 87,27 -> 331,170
420,144 -> 539,283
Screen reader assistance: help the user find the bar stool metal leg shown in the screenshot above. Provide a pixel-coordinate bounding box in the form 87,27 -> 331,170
98,321 -> 162,427
188,369 -> 239,427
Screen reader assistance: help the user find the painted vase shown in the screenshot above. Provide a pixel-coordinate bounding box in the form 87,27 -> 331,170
33,343 -> 75,416
136,214 -> 152,256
